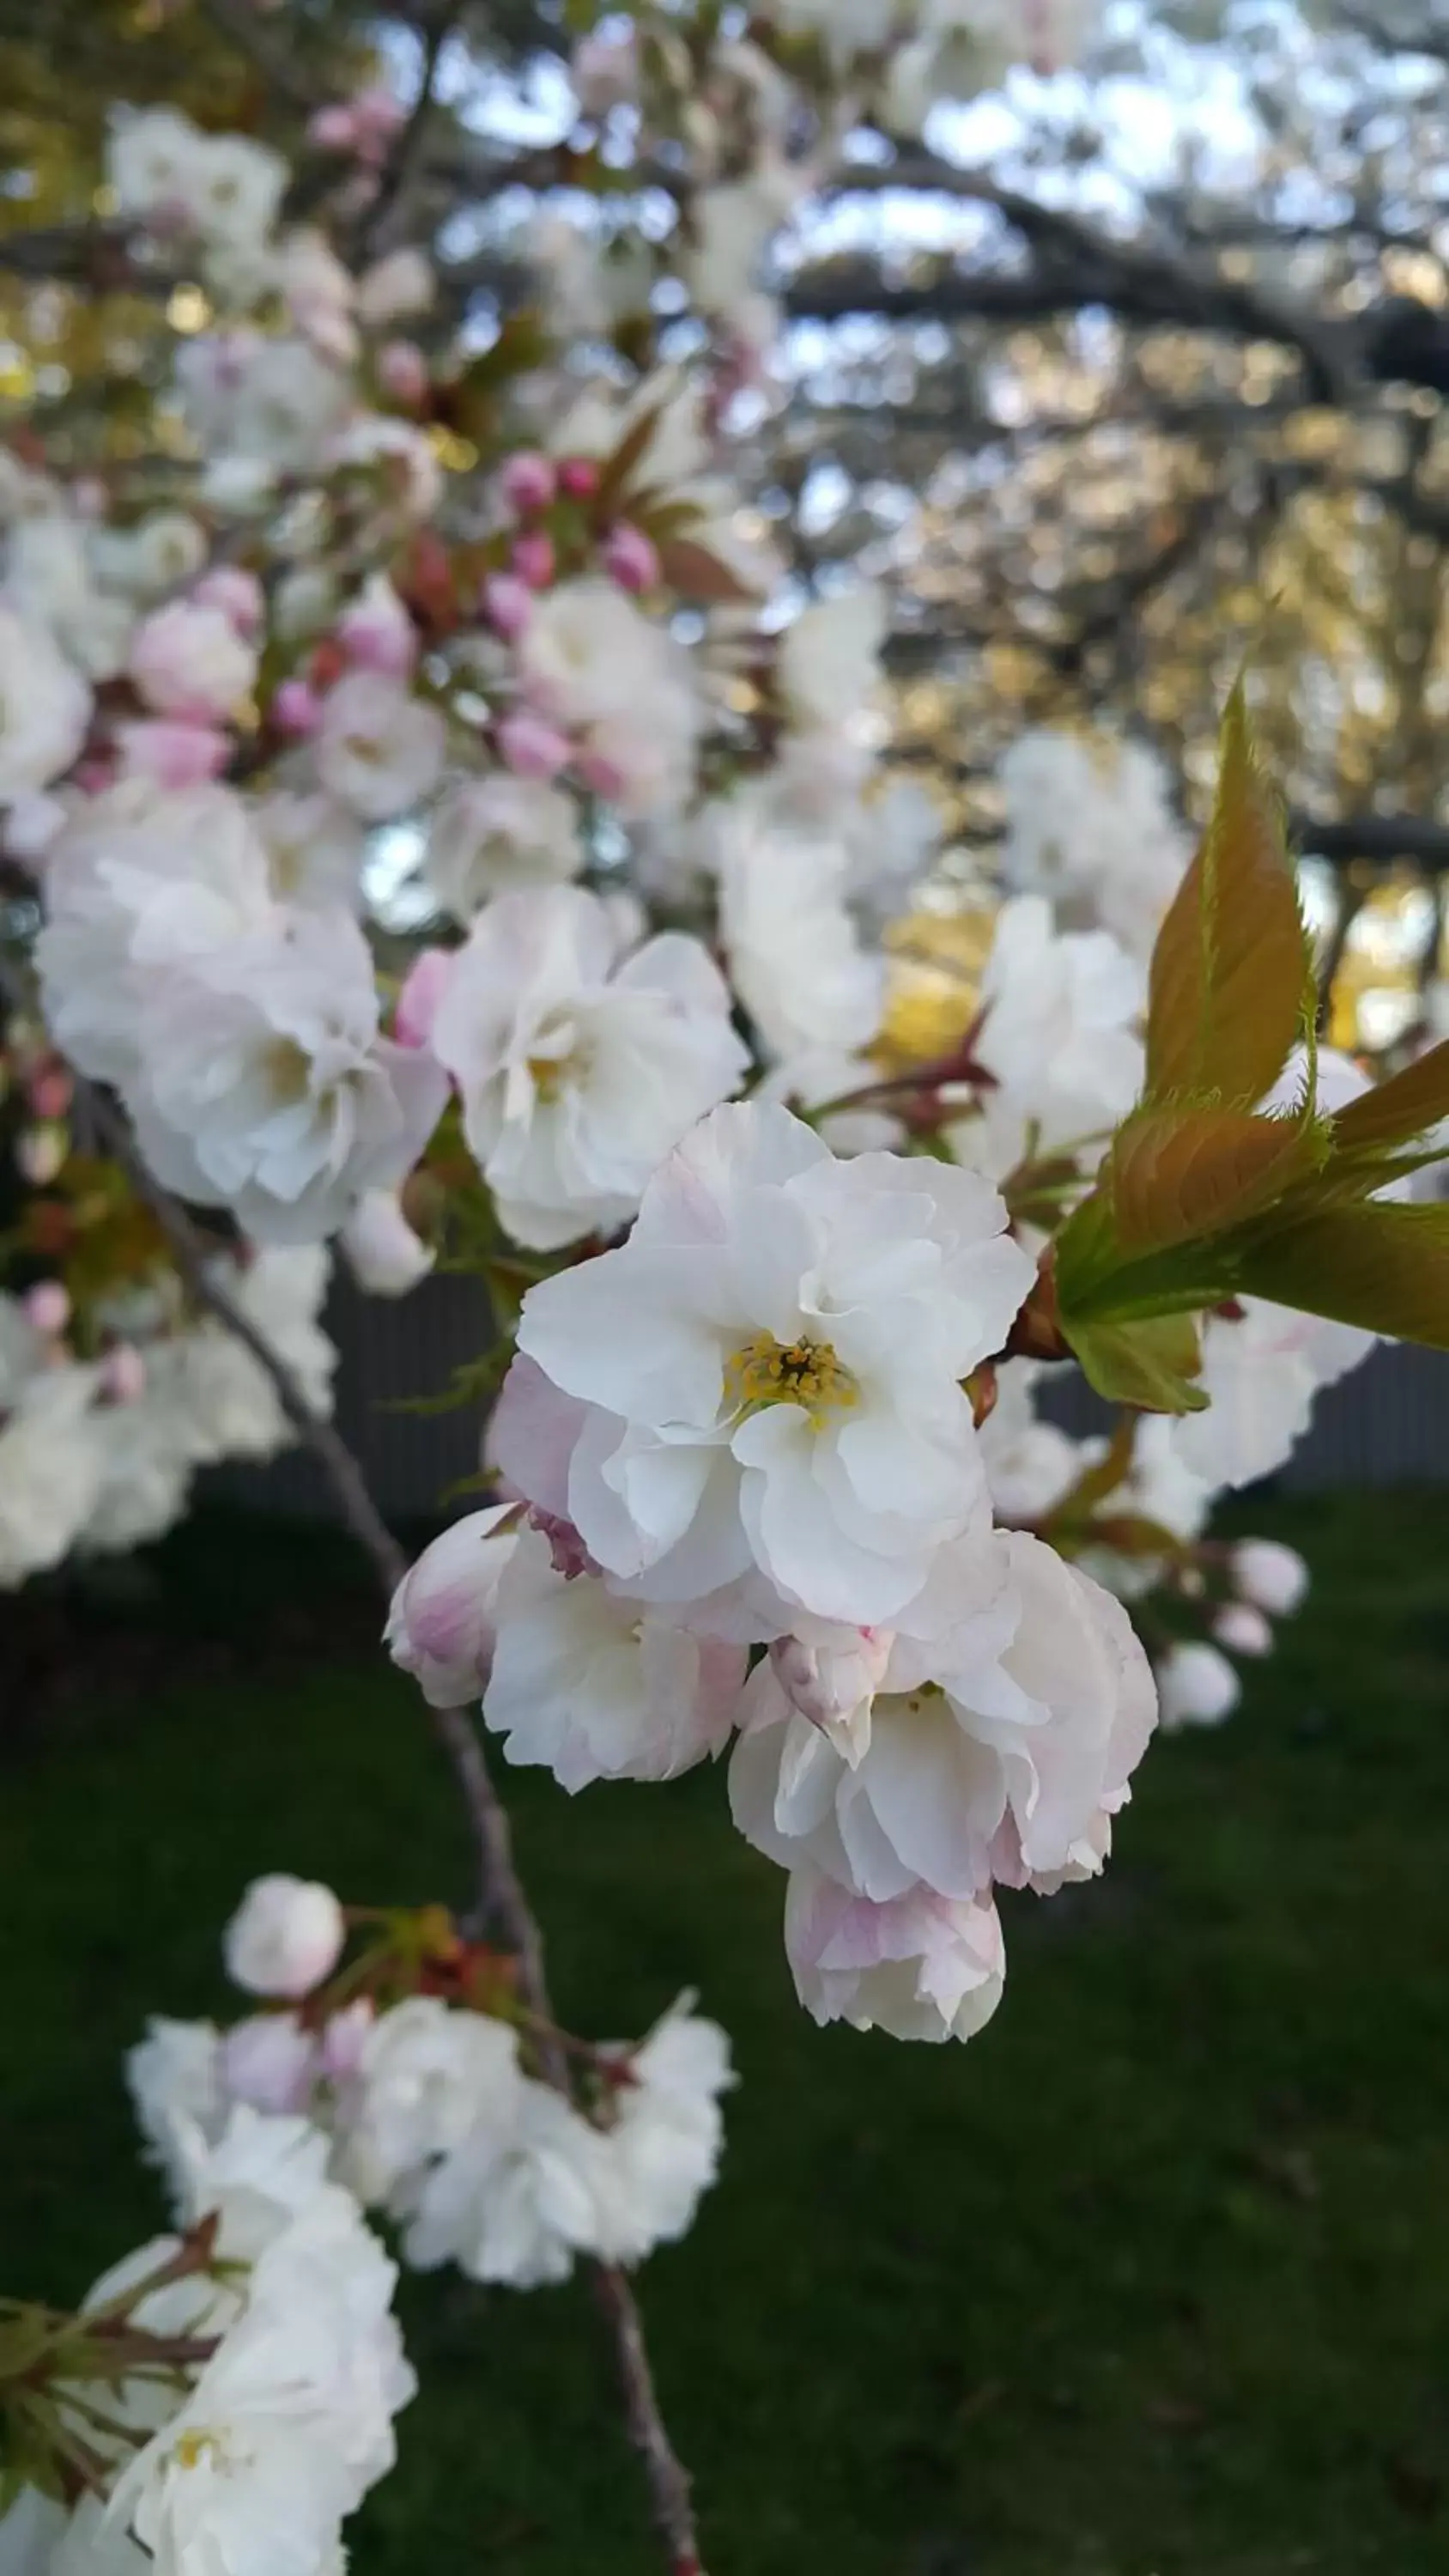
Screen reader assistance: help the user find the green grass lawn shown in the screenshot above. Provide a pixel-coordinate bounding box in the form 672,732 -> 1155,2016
3,1492 -> 1449,2575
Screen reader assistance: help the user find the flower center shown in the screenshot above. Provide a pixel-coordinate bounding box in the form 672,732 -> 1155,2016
723,1331 -> 858,1426
264,1037 -> 312,1107
173,2430 -> 223,2474
526,1014 -> 591,1103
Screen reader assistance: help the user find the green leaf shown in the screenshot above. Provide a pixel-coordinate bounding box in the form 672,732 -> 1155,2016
1110,1103 -> 1327,1253
1065,1313 -> 1210,1415
1234,1201 -> 1449,1348
1145,681 -> 1312,1109
1330,1039 -> 1449,1157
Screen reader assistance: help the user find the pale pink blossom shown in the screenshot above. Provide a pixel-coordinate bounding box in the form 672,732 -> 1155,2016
785,1870 -> 1007,2044
115,719 -> 231,790
221,2013 -> 319,2115
192,566 -> 264,635
130,600 -> 258,722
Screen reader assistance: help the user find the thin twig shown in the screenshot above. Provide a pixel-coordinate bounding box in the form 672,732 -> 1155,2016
0,951 -> 708,2576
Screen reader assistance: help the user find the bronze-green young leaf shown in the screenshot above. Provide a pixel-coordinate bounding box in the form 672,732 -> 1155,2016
1145,682 -> 1312,1110
1329,1038 -> 1449,1157
1064,1312 -> 1210,1415
1109,1103 -> 1327,1253
1235,1200 -> 1449,1347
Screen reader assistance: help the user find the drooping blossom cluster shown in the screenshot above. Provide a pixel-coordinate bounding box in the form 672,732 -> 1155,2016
0,2061 -> 412,2576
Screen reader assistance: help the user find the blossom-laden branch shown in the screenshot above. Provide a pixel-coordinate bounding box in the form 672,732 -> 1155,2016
0,974 -> 710,2576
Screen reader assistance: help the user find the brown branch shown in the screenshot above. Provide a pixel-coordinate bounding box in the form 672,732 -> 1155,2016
0,947 -> 706,2576
361,3 -> 462,252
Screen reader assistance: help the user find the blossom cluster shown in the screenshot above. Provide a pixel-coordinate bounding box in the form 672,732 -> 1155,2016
0,2087 -> 411,2576
128,1874 -> 734,2293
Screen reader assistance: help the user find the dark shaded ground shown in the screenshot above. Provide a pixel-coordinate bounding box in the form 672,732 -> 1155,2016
3,1492 -> 1449,2574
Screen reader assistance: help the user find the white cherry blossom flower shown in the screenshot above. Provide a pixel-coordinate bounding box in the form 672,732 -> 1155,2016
731,1528 -> 1156,1900
483,1529 -> 747,1789
425,775 -> 583,921
717,805 -> 884,1065
38,779 -> 280,1085
429,885 -> 749,1253
510,1102 -> 1035,1631
949,896 -> 1145,1182
315,671 -> 446,823
127,911 -> 446,1244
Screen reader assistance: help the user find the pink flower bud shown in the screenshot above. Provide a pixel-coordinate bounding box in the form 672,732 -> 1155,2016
500,451 -> 557,519
272,677 -> 323,737
336,577 -> 417,680
223,1874 -> 346,2000
23,1280 -> 70,1337
1230,1539 -> 1310,1618
395,946 -> 454,1050
558,457 -> 601,501
511,530 -> 556,591
377,338 -> 429,407
309,102 -> 359,151
27,1066 -> 72,1121
1212,1602 -> 1274,1659
602,521 -> 661,594
192,566 -> 265,636
498,708 -> 571,781
221,2014 -> 319,2116
116,720 -> 232,791
385,1506 -> 522,1707
320,1997 -> 375,2083
482,573 -> 534,641
102,1342 -> 147,1406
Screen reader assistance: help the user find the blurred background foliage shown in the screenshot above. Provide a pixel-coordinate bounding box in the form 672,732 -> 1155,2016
5,1 -> 1449,1048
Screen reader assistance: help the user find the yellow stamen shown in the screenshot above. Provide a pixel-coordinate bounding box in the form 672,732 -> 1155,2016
723,1331 -> 858,1427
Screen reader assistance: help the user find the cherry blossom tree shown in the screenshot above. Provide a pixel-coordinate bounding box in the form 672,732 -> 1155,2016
6,6 -> 1449,2569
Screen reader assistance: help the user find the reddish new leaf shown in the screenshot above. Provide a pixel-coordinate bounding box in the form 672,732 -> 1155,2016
1110,1103 -> 1325,1253
1146,683 -> 1311,1109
